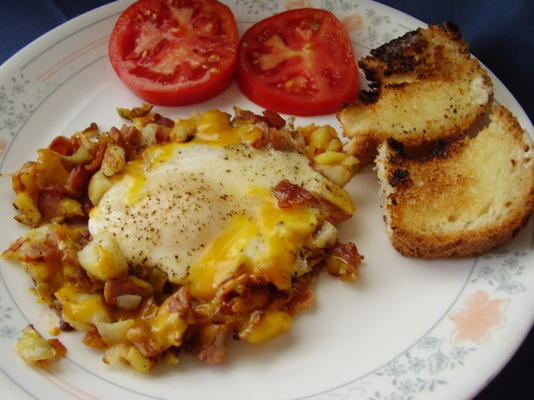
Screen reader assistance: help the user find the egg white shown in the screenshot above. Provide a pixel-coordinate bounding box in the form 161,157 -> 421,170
89,142 -> 350,284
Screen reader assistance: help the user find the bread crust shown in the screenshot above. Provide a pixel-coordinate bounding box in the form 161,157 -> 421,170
339,23 -> 493,165
376,105 -> 534,258
388,213 -> 533,258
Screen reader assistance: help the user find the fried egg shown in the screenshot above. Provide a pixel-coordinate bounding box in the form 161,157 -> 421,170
89,140 -> 354,299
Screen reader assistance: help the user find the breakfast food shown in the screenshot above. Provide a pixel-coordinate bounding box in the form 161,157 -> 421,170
338,21 -> 533,259
236,8 -> 359,116
375,105 -> 534,258
16,325 -> 67,368
108,0 -> 239,106
3,105 -> 362,372
338,23 -> 493,165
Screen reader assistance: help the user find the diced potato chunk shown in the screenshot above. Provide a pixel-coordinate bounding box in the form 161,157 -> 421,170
56,198 -> 84,219
101,144 -> 126,177
239,310 -> 292,344
308,221 -> 338,248
62,143 -> 93,164
102,343 -> 155,373
35,149 -> 70,187
170,118 -> 197,143
314,154 -> 359,187
16,325 -> 66,368
95,319 -> 135,345
309,126 -> 334,153
55,286 -> 111,331
77,232 -> 128,281
150,305 -> 188,350
314,151 -> 346,165
126,346 -> 154,373
88,169 -> 112,206
141,123 -> 159,146
102,343 -> 129,365
13,192 -> 41,227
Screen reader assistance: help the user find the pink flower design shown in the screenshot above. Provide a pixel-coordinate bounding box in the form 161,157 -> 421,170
449,290 -> 509,345
342,14 -> 363,33
285,0 -> 312,10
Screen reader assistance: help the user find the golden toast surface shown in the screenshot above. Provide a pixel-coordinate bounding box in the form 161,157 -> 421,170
376,105 -> 534,258
339,23 -> 493,165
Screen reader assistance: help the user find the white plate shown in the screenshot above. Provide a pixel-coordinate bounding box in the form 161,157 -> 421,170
1,1 -> 532,399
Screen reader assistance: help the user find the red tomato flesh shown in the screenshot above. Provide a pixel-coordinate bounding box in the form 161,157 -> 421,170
236,8 -> 359,116
109,0 -> 238,106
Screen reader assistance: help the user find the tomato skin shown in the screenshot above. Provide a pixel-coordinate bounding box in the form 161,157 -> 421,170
109,0 -> 238,106
236,8 -> 359,116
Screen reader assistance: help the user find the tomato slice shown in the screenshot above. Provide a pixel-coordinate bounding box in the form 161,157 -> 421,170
109,0 -> 238,106
236,8 -> 359,116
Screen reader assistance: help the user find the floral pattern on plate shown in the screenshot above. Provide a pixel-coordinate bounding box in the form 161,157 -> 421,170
305,245 -> 532,400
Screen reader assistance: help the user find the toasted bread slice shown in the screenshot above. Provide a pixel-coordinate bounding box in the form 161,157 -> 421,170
376,105 -> 534,258
339,23 -> 493,165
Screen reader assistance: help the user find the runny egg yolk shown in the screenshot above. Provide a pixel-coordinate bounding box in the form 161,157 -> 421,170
89,111 -> 354,300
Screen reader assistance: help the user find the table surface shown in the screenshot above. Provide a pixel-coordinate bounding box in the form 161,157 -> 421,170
1,1 -> 533,399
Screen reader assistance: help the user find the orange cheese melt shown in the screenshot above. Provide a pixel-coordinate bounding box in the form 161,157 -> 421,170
188,188 -> 319,300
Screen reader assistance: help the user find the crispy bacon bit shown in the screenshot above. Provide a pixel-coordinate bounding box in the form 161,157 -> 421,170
196,324 -> 230,365
49,136 -> 73,156
266,128 -> 293,151
317,198 -> 352,224
3,226 -> 87,279
70,135 -> 82,153
66,164 -> 93,196
232,108 -> 256,122
82,330 -> 107,349
327,242 -> 363,281
231,108 -> 291,150
49,338 -> 67,357
123,125 -> 142,148
59,319 -> 74,332
219,285 -> 270,315
104,276 -> 152,307
40,184 -> 70,196
83,122 -> 99,135
272,179 -> 318,208
4,235 -> 57,262
232,107 -> 286,129
155,127 -> 170,143
249,124 -> 270,150
84,141 -> 107,171
250,135 -> 266,149
153,113 -> 174,128
108,125 -> 141,161
80,196 -> 94,215
330,242 -> 362,267
138,297 -> 158,320
2,237 -> 25,257
37,190 -> 64,222
127,323 -> 161,358
262,110 -> 286,129
286,271 -> 317,313
166,286 -> 192,318
117,104 -> 153,120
